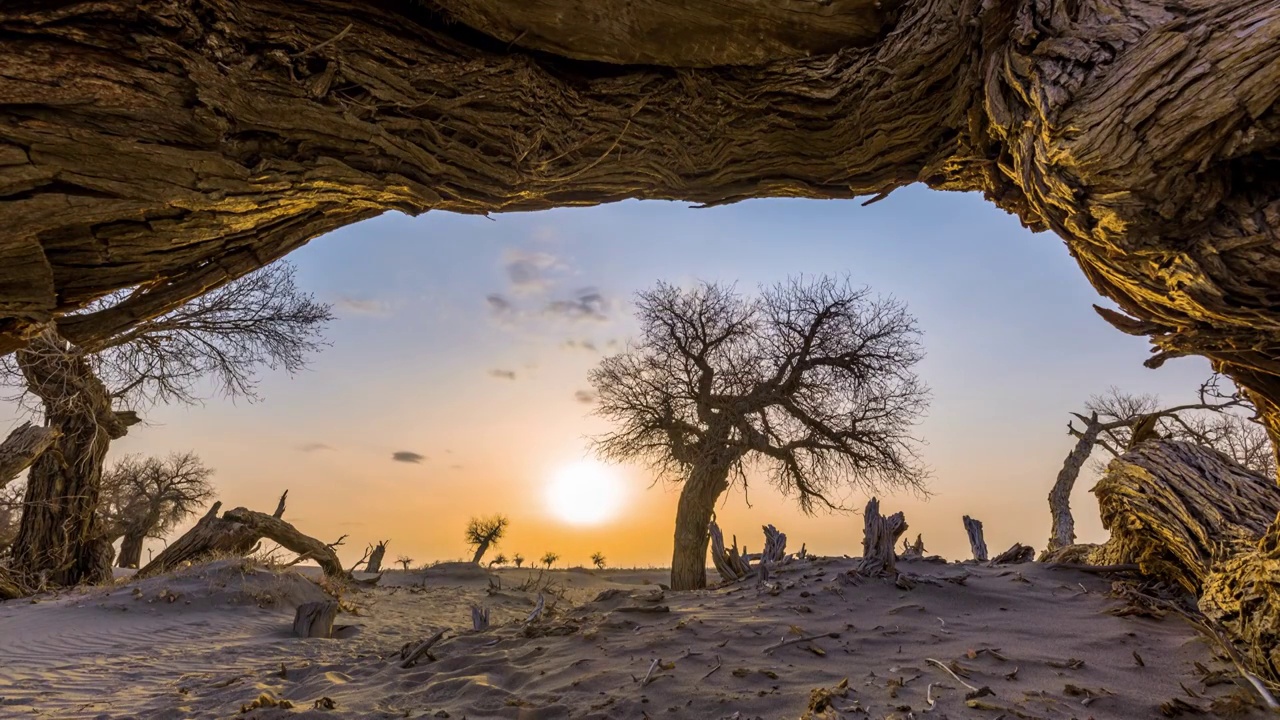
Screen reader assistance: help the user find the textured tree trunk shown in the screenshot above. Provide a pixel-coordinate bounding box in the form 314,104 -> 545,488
0,422 -> 59,487
8,330 -> 139,587
366,540 -> 388,573
116,532 -> 145,569
139,493 -> 287,577
962,515 -> 988,562
1045,420 -> 1104,556
855,497 -> 907,577
670,461 -> 731,591
1,0 -> 1276,453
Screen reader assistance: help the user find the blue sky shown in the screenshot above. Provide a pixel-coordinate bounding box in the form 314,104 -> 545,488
5,187 -> 1216,567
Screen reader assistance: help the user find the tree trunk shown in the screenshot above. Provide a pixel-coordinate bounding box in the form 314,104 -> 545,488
670,461 -> 731,591
367,540 -> 388,573
8,330 -> 139,587
221,506 -> 346,578
2,1 -> 1278,454
856,497 -> 907,577
116,531 -> 145,569
1045,417 -> 1104,556
139,491 -> 286,576
292,600 -> 338,638
962,515 -> 988,562
470,541 -> 491,566
1089,440 -> 1280,680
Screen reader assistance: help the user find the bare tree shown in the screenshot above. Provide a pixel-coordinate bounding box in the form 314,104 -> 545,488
465,515 -> 509,565
512,553 -> 525,569
541,551 -> 559,569
590,551 -> 606,570
98,452 -> 215,569
396,556 -> 414,571
2,261 -> 331,587
590,277 -> 928,590
487,553 -> 507,568
1045,376 -> 1274,555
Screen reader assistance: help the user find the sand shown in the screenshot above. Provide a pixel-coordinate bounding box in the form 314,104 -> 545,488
0,556 -> 1268,719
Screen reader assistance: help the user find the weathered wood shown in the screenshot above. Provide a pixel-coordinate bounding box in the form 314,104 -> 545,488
221,507 -> 345,578
900,534 -> 926,560
761,525 -> 787,565
989,543 -> 1033,565
962,516 -> 988,562
292,600 -> 338,638
471,604 -> 489,631
1089,440 -> 1280,680
139,491 -> 288,576
0,422 -> 58,487
400,629 -> 447,668
709,521 -> 751,583
856,497 -> 900,577
366,540 -> 388,573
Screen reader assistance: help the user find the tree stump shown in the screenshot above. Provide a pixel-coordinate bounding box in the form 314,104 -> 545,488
856,498 -> 906,577
962,516 -> 988,562
900,534 -> 927,560
761,524 -> 787,564
709,521 -> 750,582
293,600 -> 338,638
990,543 -> 1034,565
366,540 -> 388,573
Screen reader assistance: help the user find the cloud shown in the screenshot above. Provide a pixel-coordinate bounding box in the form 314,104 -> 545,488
392,451 -> 425,464
336,296 -> 390,315
486,293 -> 515,315
502,248 -> 562,294
298,442 -> 332,453
488,369 -> 517,380
546,288 -> 609,322
562,339 -> 599,353
574,389 -> 597,404
449,464 -> 464,471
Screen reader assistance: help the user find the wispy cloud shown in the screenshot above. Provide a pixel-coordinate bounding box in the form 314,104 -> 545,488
298,442 -> 332,453
488,369 -> 517,380
574,389 -> 597,404
562,339 -> 599,353
502,248 -> 563,294
392,451 -> 425,464
336,296 -> 390,316
546,288 -> 609,322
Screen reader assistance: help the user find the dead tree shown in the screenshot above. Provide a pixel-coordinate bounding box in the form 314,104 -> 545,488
98,452 -> 215,569
396,556 -> 414,571
1087,440 -> 1280,680
140,491 -> 288,576
222,507 -> 345,578
365,540 -> 389,573
0,422 -> 59,488
900,534 -> 927,560
962,516 -> 988,562
990,543 -> 1033,565
0,262 -> 330,588
856,498 -> 907,578
761,525 -> 787,566
1045,379 -> 1268,556
293,600 -> 339,638
466,515 -> 509,565
709,521 -> 751,583
591,278 -> 928,590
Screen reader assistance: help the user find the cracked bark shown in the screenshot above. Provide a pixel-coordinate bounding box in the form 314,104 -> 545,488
0,3 -> 1276,422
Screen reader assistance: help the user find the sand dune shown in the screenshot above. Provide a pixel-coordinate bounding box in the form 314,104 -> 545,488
0,557 -> 1266,718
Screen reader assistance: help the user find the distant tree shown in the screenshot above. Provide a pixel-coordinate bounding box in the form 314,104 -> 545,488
488,553 -> 508,568
590,277 -> 928,590
98,452 -> 216,568
512,553 -> 525,568
590,551 -> 607,570
396,555 -> 414,571
465,514 -> 509,564
2,261 -> 331,586
541,551 -> 559,569
0,483 -> 22,552
1045,376 -> 1273,554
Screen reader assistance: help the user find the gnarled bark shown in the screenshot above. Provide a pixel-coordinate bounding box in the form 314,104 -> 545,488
670,461 -> 731,591
856,497 -> 906,577
8,330 -> 139,587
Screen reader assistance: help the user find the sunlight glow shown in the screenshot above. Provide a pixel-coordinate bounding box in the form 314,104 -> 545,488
545,460 -> 626,525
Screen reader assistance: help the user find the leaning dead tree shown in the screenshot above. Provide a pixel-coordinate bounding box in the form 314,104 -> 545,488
1082,440 -> 1280,681
591,277 -> 928,590
140,491 -> 288,576
466,515 -> 509,565
0,262 -> 330,589
1044,378 -> 1271,556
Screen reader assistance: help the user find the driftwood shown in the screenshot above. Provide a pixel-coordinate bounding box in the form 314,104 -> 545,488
962,516 -> 988,562
222,507 -> 345,578
709,521 -> 750,583
0,422 -> 59,486
1089,440 -> 1280,681
761,525 -> 787,565
293,600 -> 338,638
989,543 -> 1034,565
400,629 -> 447,668
366,540 -> 389,573
856,498 -> 906,577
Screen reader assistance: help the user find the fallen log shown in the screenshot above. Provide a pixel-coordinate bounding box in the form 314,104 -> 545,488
139,491 -> 290,577
293,600 -> 338,638
222,507 -> 345,578
1089,440 -> 1280,681
962,516 -> 988,562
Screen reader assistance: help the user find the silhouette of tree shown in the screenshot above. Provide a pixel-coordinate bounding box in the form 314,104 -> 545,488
465,515 -> 509,565
591,551 -> 606,570
541,551 -> 559,569
99,452 -> 215,568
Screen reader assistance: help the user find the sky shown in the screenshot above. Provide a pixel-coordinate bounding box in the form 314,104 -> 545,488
3,187 -> 1219,569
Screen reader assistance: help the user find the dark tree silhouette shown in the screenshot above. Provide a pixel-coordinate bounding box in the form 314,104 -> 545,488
396,555 -> 414,571
591,276 -> 929,590
541,551 -> 559,569
487,553 -> 507,568
465,515 -> 509,565
2,261 -> 331,587
512,553 -> 525,569
591,551 -> 607,570
99,452 -> 215,569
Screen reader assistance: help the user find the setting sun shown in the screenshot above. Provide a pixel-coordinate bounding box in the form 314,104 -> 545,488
544,460 -> 626,526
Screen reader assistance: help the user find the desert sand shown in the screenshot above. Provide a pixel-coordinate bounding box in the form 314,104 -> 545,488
0,556 -> 1266,719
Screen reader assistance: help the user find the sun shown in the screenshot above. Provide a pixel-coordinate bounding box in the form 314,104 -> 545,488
544,460 -> 626,525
